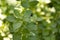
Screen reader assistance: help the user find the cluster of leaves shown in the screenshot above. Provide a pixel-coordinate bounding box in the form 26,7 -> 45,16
0,0 -> 60,40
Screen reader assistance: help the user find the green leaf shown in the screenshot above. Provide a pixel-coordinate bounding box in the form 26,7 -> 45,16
24,10 -> 32,17
29,1 -> 39,7
28,36 -> 37,40
14,10 -> 20,18
13,32 -> 21,40
21,0 -> 30,8
23,10 -> 32,22
26,22 -> 37,31
13,21 -> 23,32
6,15 -> 16,22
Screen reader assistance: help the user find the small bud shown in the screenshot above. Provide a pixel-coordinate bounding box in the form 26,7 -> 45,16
50,7 -> 56,13
3,37 -> 10,40
36,8 -> 41,12
6,0 -> 17,5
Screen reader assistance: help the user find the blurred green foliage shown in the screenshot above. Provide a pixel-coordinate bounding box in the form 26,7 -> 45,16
0,0 -> 60,40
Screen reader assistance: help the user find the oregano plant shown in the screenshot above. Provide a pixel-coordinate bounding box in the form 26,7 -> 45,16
0,0 -> 60,40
